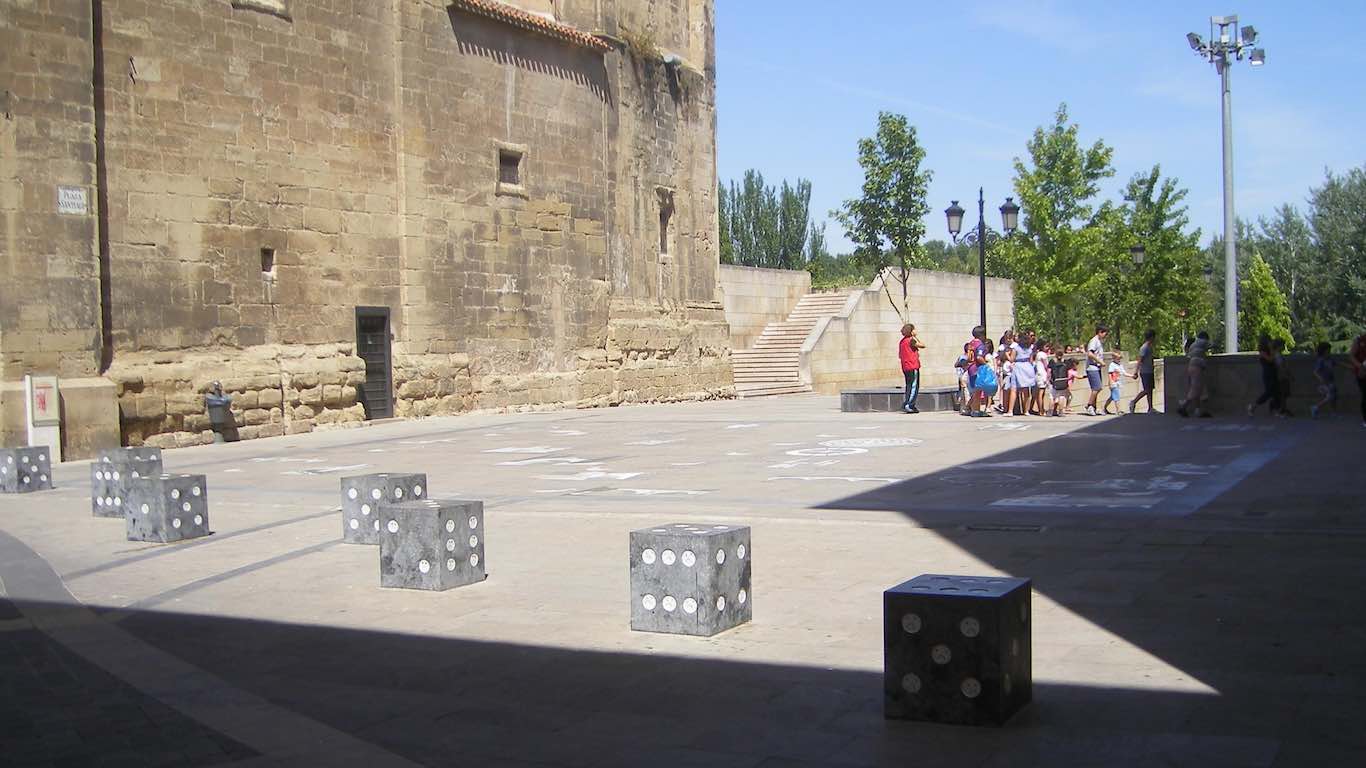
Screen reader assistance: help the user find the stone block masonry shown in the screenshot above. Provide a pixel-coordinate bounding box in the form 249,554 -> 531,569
2,0 -> 731,450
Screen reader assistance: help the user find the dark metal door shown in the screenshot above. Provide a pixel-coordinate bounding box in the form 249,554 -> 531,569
354,307 -> 393,420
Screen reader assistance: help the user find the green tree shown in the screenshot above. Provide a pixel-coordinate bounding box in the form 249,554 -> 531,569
833,112 -> 933,319
1239,253 -> 1295,348
996,104 -> 1117,343
777,180 -> 812,270
1308,165 -> 1366,339
719,171 -> 813,269
1115,166 -> 1211,356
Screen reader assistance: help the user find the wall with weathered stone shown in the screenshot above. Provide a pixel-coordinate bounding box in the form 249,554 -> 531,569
1,0 -> 730,451
717,265 -> 811,351
803,269 -> 1016,394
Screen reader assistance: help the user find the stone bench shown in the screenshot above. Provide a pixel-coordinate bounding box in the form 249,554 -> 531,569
840,386 -> 958,413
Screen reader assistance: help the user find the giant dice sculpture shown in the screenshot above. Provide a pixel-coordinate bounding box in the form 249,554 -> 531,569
125,474 -> 211,544
340,473 -> 427,544
629,523 -> 751,637
883,574 -> 1032,726
379,499 -> 485,591
91,447 -> 163,517
1,446 -> 53,493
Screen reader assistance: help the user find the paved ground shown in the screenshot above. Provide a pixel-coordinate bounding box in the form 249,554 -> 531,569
1,395 -> 1363,767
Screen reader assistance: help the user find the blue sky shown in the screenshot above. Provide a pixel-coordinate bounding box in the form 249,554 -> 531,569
716,1 -> 1366,253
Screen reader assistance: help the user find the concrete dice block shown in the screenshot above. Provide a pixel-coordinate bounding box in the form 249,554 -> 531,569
340,473 -> 427,544
125,474 -> 211,544
91,447 -> 163,517
629,523 -> 751,637
379,499 -> 485,591
0,446 -> 54,493
883,574 -> 1032,727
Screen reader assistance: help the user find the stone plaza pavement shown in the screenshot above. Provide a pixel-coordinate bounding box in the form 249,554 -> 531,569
1,395 -> 1363,767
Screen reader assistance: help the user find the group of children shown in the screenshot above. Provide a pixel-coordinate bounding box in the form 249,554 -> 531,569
948,327 -> 1141,418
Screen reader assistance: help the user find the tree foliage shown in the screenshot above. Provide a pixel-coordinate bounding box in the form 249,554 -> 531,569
1239,253 -> 1295,348
832,112 -> 933,317
717,171 -> 813,270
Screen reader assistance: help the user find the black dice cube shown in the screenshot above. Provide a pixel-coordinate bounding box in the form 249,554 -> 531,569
1,446 -> 53,493
125,474 -> 211,544
341,473 -> 427,544
379,499 -> 485,591
629,523 -> 751,637
884,574 -> 1032,726
91,447 -> 163,517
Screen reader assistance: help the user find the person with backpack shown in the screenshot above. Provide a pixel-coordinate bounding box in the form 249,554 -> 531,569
1048,356 -> 1075,416
962,326 -> 992,417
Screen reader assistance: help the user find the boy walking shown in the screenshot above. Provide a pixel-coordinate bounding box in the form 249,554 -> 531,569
899,324 -> 925,414
1084,325 -> 1109,416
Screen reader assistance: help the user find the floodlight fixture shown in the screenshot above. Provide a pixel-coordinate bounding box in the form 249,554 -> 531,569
1249,48 -> 1265,66
1241,25 -> 1257,44
1187,32 -> 1204,51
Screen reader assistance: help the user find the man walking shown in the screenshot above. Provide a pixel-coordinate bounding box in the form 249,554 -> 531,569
899,324 -> 925,414
1084,325 -> 1109,416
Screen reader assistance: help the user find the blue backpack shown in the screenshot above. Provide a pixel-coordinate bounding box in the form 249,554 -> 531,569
975,364 -> 999,396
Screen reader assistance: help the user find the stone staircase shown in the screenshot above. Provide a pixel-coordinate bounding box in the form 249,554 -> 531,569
731,291 -> 851,398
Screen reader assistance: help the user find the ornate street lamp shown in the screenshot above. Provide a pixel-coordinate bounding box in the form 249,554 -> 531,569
1130,244 -> 1146,265
945,190 -> 1020,331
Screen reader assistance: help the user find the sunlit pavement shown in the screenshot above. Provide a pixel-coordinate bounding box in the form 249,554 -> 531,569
2,395 -> 1361,767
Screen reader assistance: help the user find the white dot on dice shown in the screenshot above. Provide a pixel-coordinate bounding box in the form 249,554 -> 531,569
683,598 -> 697,614
681,550 -> 695,567
642,548 -> 656,565
661,549 -> 676,565
662,596 -> 676,612
387,520 -> 399,533
902,673 -> 922,694
932,645 -> 952,665
961,678 -> 982,699
642,594 -> 657,611
419,559 -> 430,574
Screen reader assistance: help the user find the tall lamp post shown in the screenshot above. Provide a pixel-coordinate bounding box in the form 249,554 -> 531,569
945,190 -> 1019,332
1187,15 -> 1265,353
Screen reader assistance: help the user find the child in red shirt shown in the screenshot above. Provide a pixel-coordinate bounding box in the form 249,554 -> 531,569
899,324 -> 925,413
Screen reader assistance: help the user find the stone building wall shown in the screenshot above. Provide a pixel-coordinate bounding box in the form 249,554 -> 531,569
0,0 -> 730,453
